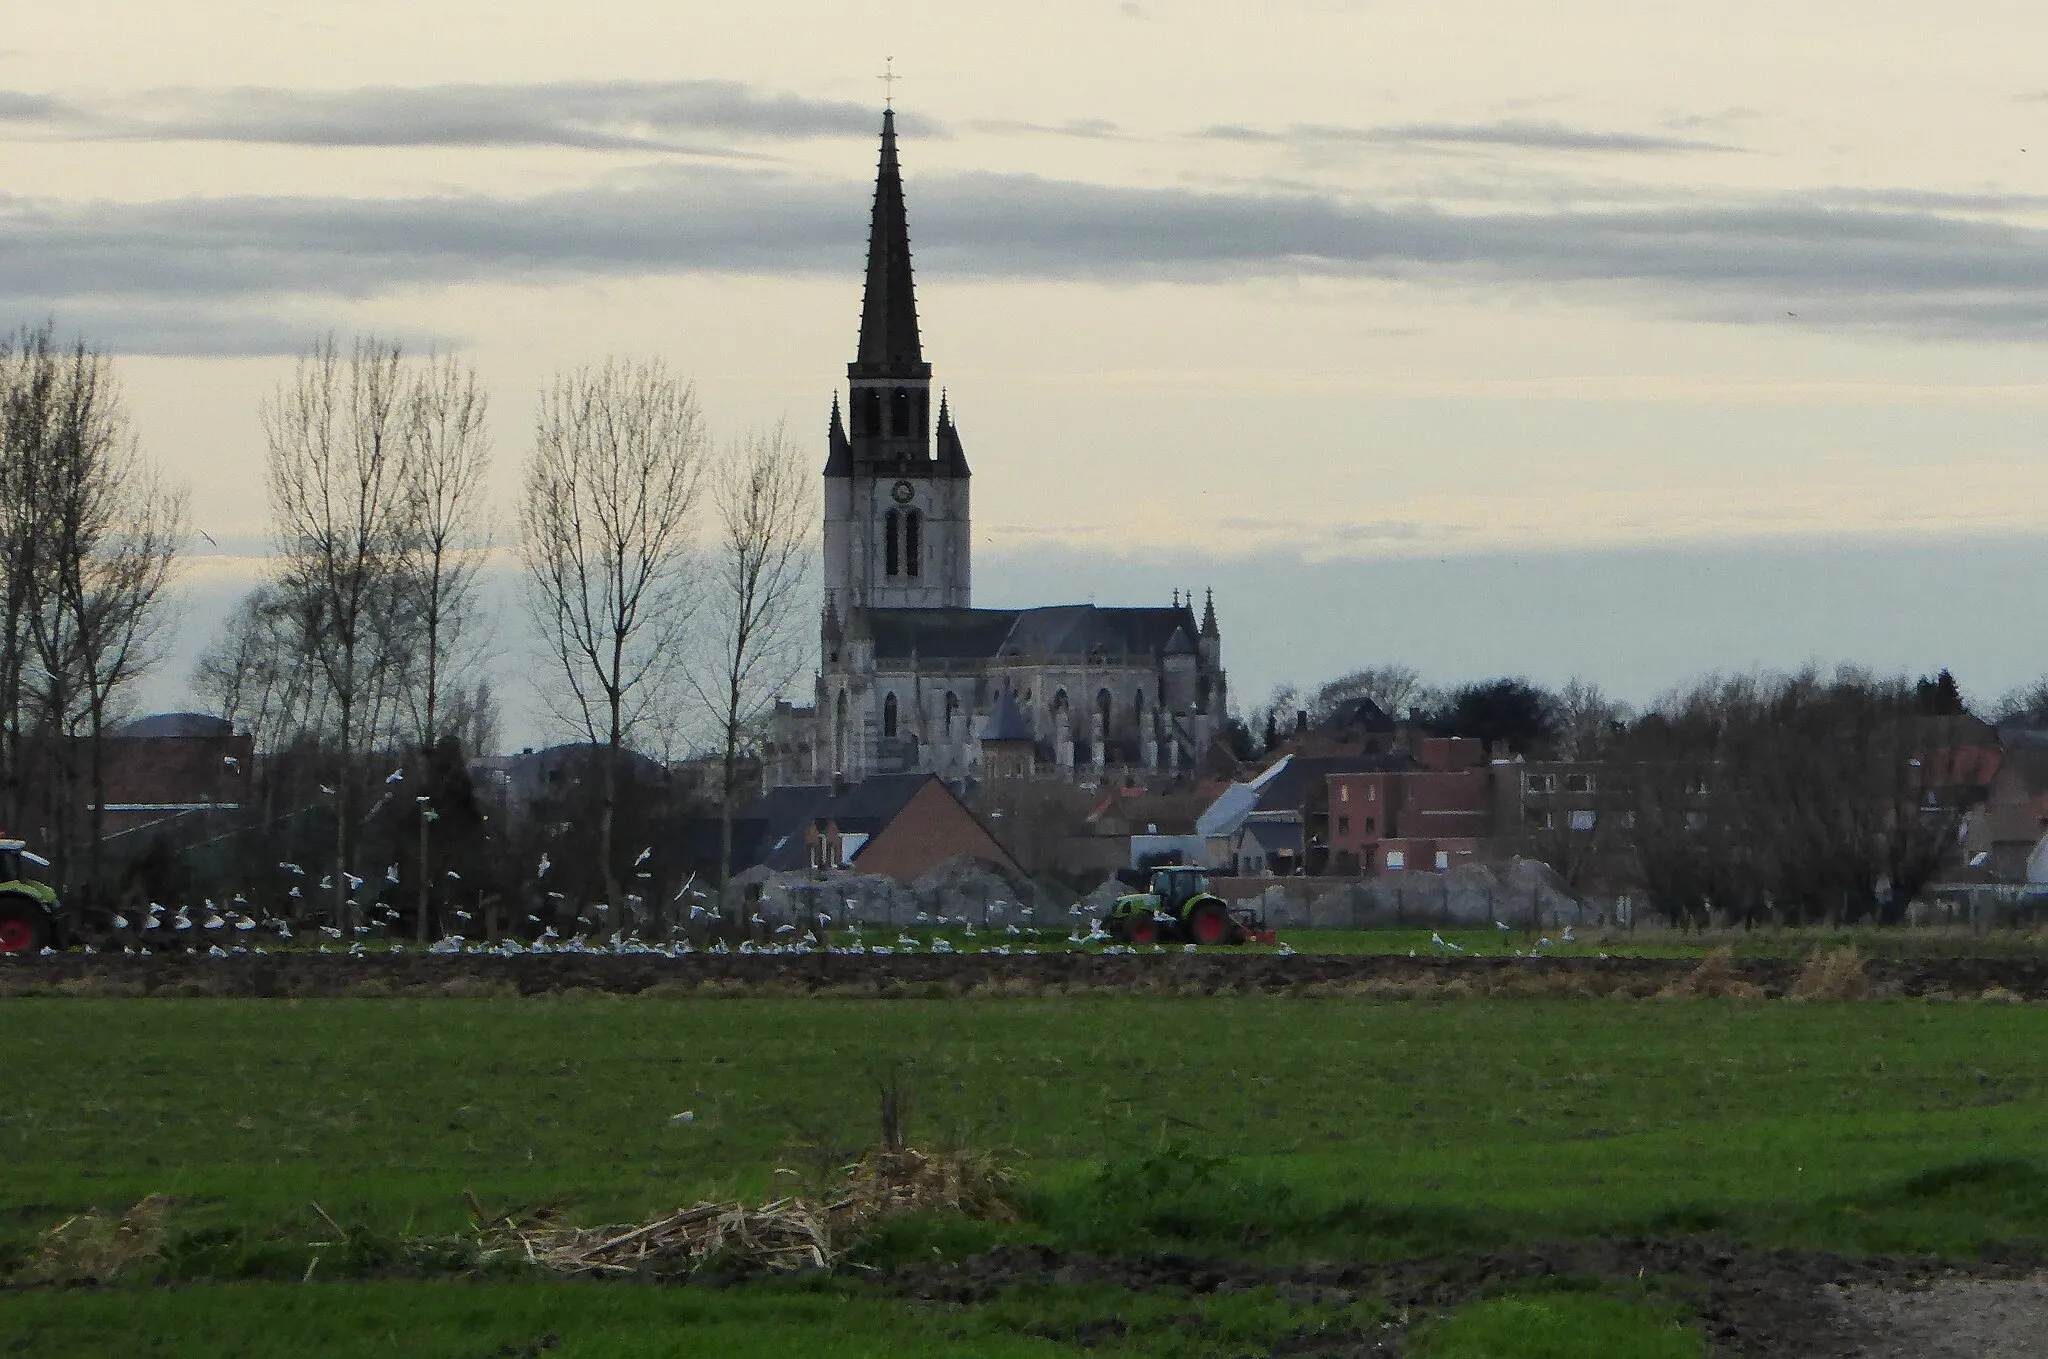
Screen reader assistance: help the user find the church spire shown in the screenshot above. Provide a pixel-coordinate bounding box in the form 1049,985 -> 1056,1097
852,109 -> 928,378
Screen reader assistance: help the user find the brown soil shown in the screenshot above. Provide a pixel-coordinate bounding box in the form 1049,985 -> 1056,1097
4,950 -> 2048,1001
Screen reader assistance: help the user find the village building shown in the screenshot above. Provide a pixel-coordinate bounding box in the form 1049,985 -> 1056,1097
764,110 -> 1229,789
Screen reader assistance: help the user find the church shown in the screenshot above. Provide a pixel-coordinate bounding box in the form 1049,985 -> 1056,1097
764,110 -> 1229,788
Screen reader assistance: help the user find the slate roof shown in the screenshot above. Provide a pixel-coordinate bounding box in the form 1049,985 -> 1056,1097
740,772 -> 938,872
863,603 -> 1205,664
852,110 -> 927,378
981,687 -> 1033,742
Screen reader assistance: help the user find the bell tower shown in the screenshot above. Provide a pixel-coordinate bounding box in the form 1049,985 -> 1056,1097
821,107 -> 972,613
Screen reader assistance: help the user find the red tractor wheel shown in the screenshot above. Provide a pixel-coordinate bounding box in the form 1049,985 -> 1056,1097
1126,912 -> 1160,946
0,899 -> 48,954
1185,900 -> 1232,946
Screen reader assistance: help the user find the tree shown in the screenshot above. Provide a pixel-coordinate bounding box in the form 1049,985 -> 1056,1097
1308,664 -> 1428,725
1914,668 -> 1966,716
1551,677 -> 1632,761
398,353 -> 492,753
264,336 -> 415,925
689,424 -> 815,888
1425,677 -> 1558,755
521,358 -> 706,923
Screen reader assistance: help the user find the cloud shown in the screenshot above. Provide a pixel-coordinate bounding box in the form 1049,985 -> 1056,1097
0,90 -> 68,121
1199,118 -> 1743,154
15,164 -> 2048,351
969,117 -> 1125,140
0,80 -> 937,152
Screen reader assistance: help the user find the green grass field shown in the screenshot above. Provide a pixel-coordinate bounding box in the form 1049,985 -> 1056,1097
6,993 -> 2047,1354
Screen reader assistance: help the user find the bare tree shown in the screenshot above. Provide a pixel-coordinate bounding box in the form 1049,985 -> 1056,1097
521,359 -> 706,921
398,353 -> 492,753
689,424 -> 816,886
265,336 -> 414,925
1551,677 -> 1632,761
1309,664 -> 1430,725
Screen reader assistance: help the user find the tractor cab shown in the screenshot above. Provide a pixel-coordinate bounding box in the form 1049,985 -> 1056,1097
0,838 -> 61,954
1148,866 -> 1211,913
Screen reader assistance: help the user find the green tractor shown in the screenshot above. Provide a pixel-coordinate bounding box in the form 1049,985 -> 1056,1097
1104,865 -> 1274,947
0,839 -> 60,955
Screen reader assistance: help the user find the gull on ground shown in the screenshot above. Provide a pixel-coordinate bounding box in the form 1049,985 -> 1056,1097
385,768 -> 404,784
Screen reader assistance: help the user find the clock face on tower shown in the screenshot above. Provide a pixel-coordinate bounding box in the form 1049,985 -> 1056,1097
891,479 -> 915,504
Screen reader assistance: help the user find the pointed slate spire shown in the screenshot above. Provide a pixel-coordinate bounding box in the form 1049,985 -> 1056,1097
935,388 -> 971,478
824,392 -> 851,476
852,109 -> 929,378
981,686 -> 1034,742
1200,588 -> 1218,639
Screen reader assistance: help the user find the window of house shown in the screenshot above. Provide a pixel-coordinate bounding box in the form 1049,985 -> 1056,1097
1337,815 -> 1350,836
1525,773 -> 1555,795
1368,784 -> 1376,802
1526,808 -> 1554,830
1385,849 -> 1406,870
1339,785 -> 1350,803
1569,809 -> 1597,832
1434,851 -> 1449,870
1564,773 -> 1594,794
1365,816 -> 1376,834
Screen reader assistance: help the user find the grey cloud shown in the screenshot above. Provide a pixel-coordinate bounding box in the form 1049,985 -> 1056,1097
0,90 -> 69,121
8,80 -> 937,152
15,167 -> 2048,351
968,117 -> 1125,139
1198,118 -> 1743,154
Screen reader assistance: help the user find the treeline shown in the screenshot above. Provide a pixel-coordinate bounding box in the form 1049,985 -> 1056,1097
185,338 -> 817,933
1253,664 -> 2025,927
0,325 -> 185,901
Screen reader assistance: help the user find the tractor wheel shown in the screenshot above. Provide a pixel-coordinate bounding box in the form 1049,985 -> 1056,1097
1185,899 -> 1233,946
1125,912 -> 1160,946
0,898 -> 49,954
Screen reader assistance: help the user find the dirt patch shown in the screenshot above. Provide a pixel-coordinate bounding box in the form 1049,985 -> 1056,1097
1829,1270 -> 2048,1359
882,1240 -> 2037,1358
5,950 -> 2048,1002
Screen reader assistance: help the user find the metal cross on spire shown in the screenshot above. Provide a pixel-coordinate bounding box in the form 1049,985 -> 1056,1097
879,56 -> 899,109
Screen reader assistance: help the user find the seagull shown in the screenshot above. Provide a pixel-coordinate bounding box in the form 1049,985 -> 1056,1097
445,870 -> 460,881
172,909 -> 192,931
202,910 -> 226,930
288,886 -> 303,899
635,847 -> 651,866
318,875 -> 333,891
1431,932 -> 1464,954
1561,926 -> 1575,944
320,784 -> 336,796
113,914 -> 129,929
537,854 -> 551,877
344,873 -> 363,892
1495,921 -> 1510,933
385,865 -> 399,884
385,768 -> 404,784
280,862 -> 304,876
222,755 -> 240,771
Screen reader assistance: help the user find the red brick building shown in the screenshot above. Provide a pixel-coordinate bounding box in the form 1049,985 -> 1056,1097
94,713 -> 254,835
1326,737 -> 1503,875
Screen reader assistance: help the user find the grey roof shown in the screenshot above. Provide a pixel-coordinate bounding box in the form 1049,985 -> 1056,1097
116,712 -> 231,739
862,603 -> 1204,665
1244,821 -> 1302,854
741,772 -> 938,872
1162,626 -> 1194,657
851,110 -> 927,379
981,688 -> 1033,742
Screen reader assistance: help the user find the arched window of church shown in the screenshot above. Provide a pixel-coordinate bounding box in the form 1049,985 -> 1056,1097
884,509 -> 900,576
833,690 -> 849,773
1133,688 -> 1147,728
883,692 -> 899,738
890,388 -> 912,437
1197,676 -> 1212,712
917,389 -> 929,438
1096,688 -> 1112,734
1051,689 -> 1069,729
860,388 -> 882,438
945,691 -> 960,730
904,511 -> 922,578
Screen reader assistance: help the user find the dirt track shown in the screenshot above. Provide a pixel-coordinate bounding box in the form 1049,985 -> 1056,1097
883,1241 -> 2048,1358
5,949 -> 2048,999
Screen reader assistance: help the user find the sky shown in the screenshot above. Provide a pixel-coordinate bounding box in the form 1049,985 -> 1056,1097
7,1 -> 2048,745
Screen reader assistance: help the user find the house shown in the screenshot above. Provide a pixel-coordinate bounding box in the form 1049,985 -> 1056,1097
734,772 -> 1022,885
93,712 -> 253,836
1180,750 -> 1420,876
1326,737 -> 1499,875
